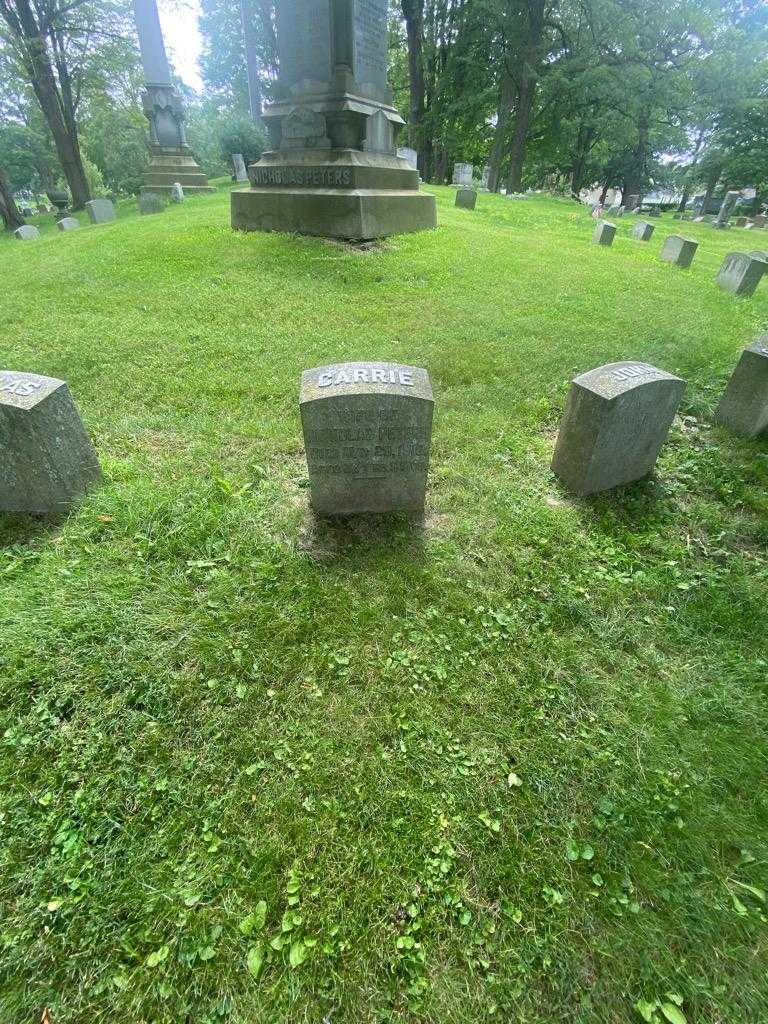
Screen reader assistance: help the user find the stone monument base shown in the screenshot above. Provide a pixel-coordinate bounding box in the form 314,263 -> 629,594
142,145 -> 213,196
231,150 -> 436,240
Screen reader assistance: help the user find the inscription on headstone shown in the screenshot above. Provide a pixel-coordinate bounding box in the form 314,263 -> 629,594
354,0 -> 388,93
716,252 -> 767,296
593,221 -> 616,246
660,235 -> 698,268
715,337 -> 768,437
300,361 -> 433,515
551,361 -> 685,496
0,371 -> 102,513
276,0 -> 332,90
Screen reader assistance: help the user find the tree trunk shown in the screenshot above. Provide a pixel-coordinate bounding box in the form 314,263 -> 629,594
676,128 -> 705,212
504,0 -> 545,194
702,166 -> 721,213
599,182 -> 609,204
0,169 -> 25,230
488,70 -> 516,192
570,123 -> 595,197
401,0 -> 427,178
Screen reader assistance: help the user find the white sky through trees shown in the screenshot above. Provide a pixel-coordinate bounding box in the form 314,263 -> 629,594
158,0 -> 204,91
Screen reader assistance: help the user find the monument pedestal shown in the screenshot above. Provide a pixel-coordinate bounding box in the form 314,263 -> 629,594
143,144 -> 214,196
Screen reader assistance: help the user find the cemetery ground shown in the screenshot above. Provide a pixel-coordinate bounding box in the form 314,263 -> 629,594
1,185 -> 767,1024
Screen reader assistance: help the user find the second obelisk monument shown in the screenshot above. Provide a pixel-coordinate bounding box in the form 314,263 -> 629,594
231,0 -> 436,239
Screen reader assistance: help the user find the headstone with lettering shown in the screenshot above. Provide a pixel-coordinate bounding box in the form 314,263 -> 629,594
14,225 -> 40,240
138,191 -> 166,215
714,190 -> 740,229
299,361 -> 433,515
232,153 -> 249,182
593,221 -> 616,246
716,252 -> 767,297
452,163 -> 473,187
232,0 -> 436,239
660,235 -> 698,268
85,198 -> 116,224
632,221 -> 654,241
551,362 -> 685,496
455,187 -> 477,210
715,337 -> 768,437
56,217 -> 80,231
170,181 -> 184,202
0,371 -> 102,513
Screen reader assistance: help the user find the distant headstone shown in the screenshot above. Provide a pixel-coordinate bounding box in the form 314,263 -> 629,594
753,214 -> 766,228
660,235 -> 698,268
14,225 -> 40,240
551,361 -> 685,496
299,361 -> 433,515
714,190 -> 740,229
56,217 -> 80,232
735,216 -> 748,227
716,252 -> 767,296
452,163 -> 473,187
397,147 -> 418,171
455,188 -> 477,210
624,194 -> 639,211
480,165 -> 491,190
85,198 -> 116,224
593,221 -> 616,246
0,370 -> 102,513
715,337 -> 768,437
703,214 -> 716,224
648,206 -> 661,217
632,221 -> 654,241
170,182 -> 184,203
138,192 -> 166,215
232,153 -> 248,183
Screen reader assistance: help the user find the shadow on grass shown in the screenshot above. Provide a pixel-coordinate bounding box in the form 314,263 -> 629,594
296,508 -> 429,563
554,474 -> 678,535
0,511 -> 66,549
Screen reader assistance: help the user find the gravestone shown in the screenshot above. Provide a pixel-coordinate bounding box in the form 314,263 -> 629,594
85,198 -> 116,224
232,0 -> 435,239
551,361 -> 685,496
753,214 -> 766,227
397,147 -> 418,170
749,249 -> 768,261
138,191 -> 166,215
660,235 -> 698,268
455,187 -> 477,210
715,337 -> 768,437
56,217 -> 80,231
593,221 -> 616,246
480,165 -> 491,190
299,361 -> 433,515
624,194 -> 639,211
714,190 -> 740,229
170,182 -> 184,202
716,252 -> 767,297
452,163 -> 474,186
232,153 -> 249,182
703,214 -> 716,224
648,206 -> 662,217
14,225 -> 40,240
632,221 -> 654,241
735,216 -> 748,227
0,370 -> 102,513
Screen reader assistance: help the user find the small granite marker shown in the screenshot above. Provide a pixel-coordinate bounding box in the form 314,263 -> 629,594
660,235 -> 698,268
0,371 -> 102,513
593,221 -> 616,246
631,221 -> 654,241
551,361 -> 685,496
170,182 -> 184,203
14,225 -> 40,240
56,217 -> 80,232
455,188 -> 477,210
299,361 -> 433,515
716,252 -> 767,296
715,337 -> 768,437
85,198 -> 116,224
138,192 -> 166,215
232,153 -> 248,183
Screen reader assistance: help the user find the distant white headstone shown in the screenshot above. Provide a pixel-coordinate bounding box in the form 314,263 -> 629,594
56,217 -> 80,232
452,163 -> 473,187
170,182 -> 184,203
232,153 -> 249,183
85,198 -> 116,224
397,147 -> 418,170
14,225 -> 40,240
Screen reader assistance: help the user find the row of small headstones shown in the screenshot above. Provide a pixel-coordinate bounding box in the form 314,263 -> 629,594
2,347 -> 766,516
593,220 -> 768,298
12,185 -> 186,241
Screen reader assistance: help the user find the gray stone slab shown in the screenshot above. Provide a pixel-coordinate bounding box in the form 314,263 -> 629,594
232,153 -> 249,182
56,217 -> 80,231
593,221 -> 616,246
0,371 -> 102,513
299,361 -> 433,515
397,147 -> 418,170
715,337 -> 768,437
631,221 -> 654,241
455,187 -> 477,210
716,252 -> 767,296
714,190 -> 740,229
170,182 -> 184,202
452,163 -> 473,186
660,235 -> 698,268
85,198 -> 116,224
14,225 -> 39,240
138,191 -> 166,215
551,361 -> 685,496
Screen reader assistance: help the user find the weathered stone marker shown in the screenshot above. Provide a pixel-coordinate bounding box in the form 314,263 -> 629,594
138,191 -> 166,215
716,252 -> 767,296
0,371 -> 102,513
632,221 -> 654,241
14,225 -> 40,240
714,190 -> 740,229
715,337 -> 768,437
452,163 -> 473,186
593,221 -> 616,246
455,187 -> 477,210
232,153 -> 249,182
397,147 -> 418,171
753,214 -> 766,228
170,182 -> 184,203
85,198 -> 116,224
735,216 -> 748,227
660,234 -> 698,268
551,361 -> 685,496
56,217 -> 80,231
300,361 -> 433,515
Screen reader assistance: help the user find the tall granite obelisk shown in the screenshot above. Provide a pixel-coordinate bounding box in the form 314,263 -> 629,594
231,0 -> 436,239
133,0 -> 212,195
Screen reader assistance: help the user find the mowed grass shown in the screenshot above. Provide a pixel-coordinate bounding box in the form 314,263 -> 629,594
1,185 -> 767,1024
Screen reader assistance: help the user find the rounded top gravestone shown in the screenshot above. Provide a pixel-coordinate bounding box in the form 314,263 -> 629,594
14,225 -> 40,240
57,217 -> 80,231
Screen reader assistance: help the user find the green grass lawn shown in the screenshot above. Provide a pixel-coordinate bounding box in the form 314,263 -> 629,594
1,186 -> 767,1024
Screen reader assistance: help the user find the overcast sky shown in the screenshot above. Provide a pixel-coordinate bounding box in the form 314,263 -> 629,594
158,0 -> 204,92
